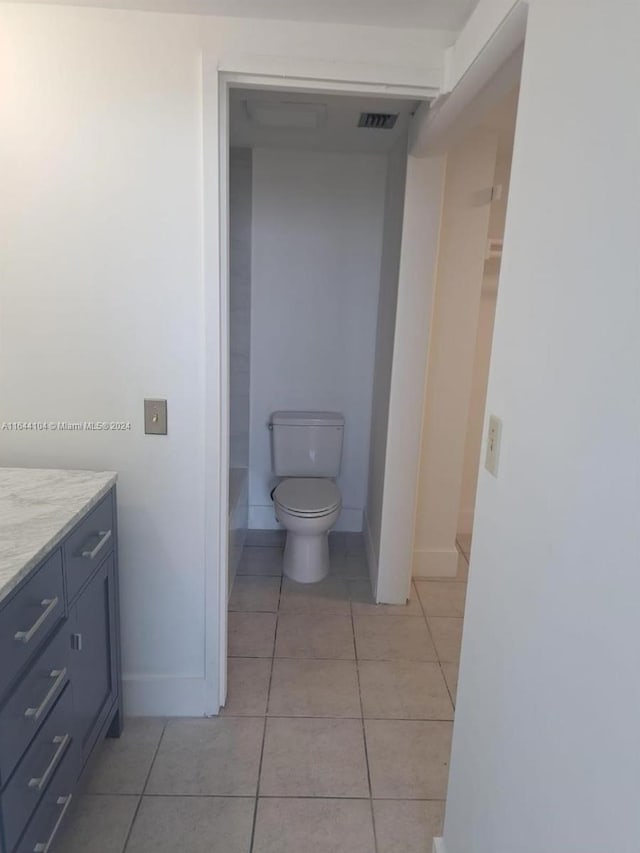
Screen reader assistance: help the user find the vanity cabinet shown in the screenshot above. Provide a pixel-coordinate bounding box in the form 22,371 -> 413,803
0,484 -> 121,853
70,553 -> 119,764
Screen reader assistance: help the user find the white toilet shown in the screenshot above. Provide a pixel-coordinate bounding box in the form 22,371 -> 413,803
269,411 -> 344,583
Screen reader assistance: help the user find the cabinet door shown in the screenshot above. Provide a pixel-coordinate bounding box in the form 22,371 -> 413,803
70,554 -> 117,765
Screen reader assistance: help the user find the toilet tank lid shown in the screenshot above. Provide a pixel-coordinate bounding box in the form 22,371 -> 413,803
270,411 -> 344,427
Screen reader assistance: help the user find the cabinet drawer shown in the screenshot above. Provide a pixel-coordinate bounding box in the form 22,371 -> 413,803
0,623 -> 71,787
13,732 -> 78,853
0,552 -> 64,699
1,686 -> 74,853
63,492 -> 114,603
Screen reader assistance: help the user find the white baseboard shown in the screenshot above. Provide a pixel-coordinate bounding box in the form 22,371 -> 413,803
433,838 -> 447,853
123,675 -> 207,716
362,510 -> 378,589
457,507 -> 475,536
249,504 -> 363,532
412,547 -> 459,578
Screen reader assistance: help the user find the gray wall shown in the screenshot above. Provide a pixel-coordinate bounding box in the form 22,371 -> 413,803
248,146 -> 387,531
229,148 -> 252,471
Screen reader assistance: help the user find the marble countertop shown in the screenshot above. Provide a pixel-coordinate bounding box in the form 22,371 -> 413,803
0,468 -> 117,605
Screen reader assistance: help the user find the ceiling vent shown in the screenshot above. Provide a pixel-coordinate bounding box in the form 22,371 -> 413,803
358,112 -> 398,130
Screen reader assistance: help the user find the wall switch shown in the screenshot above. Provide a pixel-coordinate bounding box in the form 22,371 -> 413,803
485,414 -> 502,477
144,399 -> 167,435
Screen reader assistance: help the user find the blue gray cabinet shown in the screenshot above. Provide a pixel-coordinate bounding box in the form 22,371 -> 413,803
0,486 -> 122,853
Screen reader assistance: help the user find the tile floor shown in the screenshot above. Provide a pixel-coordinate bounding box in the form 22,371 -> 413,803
59,531 -> 470,853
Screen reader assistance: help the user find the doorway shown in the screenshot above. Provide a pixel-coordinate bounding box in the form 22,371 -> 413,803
206,68 -> 440,714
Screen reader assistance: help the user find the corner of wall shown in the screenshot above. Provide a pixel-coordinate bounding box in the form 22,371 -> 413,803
412,547 -> 459,578
433,838 -> 447,853
363,510 -> 379,592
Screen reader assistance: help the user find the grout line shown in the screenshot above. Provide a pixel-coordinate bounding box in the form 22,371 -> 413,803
120,720 -> 167,853
248,572 -> 282,852
350,591 -> 379,853
230,654 -> 443,662
414,586 -> 457,712
125,792 -> 447,801
217,712 -> 456,722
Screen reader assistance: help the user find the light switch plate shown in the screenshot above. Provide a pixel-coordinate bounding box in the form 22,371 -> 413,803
144,399 -> 167,435
485,414 -> 502,477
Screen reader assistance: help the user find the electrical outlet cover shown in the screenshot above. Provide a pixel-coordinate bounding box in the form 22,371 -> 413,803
485,414 -> 502,477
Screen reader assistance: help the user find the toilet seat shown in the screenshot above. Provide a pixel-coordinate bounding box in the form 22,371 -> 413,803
274,478 -> 341,518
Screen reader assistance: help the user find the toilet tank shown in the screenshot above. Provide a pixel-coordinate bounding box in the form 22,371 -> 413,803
270,411 -> 344,477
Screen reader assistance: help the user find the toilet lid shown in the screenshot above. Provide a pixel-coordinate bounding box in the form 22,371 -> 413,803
274,478 -> 341,516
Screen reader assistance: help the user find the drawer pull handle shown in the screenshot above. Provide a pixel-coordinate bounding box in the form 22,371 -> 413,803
33,794 -> 73,853
25,668 -> 67,722
14,597 -> 59,644
28,734 -> 70,791
81,529 -> 112,560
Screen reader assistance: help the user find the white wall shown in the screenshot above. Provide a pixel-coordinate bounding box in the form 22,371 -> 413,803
374,152 -> 446,603
457,276 -> 497,534
249,147 -> 387,532
0,4 -> 451,714
412,128 -> 497,578
364,136 -> 408,580
457,139 -> 512,535
442,0 -> 640,851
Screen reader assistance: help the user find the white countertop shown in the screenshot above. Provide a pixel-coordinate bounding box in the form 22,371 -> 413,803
0,468 -> 117,604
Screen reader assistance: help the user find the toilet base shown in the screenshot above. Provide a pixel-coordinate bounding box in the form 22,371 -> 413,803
283,531 -> 330,583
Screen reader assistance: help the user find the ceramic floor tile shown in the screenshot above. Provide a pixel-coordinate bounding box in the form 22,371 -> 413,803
329,552 -> 370,579
441,662 -> 459,705
279,577 -> 350,615
55,794 -> 138,853
268,658 -> 360,717
349,581 -> 423,617
237,546 -> 283,576
228,611 -> 277,657
329,532 -> 366,555
222,658 -> 272,716
245,529 -> 286,548
85,717 -> 165,794
229,576 -> 281,612
126,796 -> 254,853
260,717 -> 369,797
365,720 -> 453,799
345,532 -> 366,553
253,798 -> 375,853
428,617 -> 464,662
275,613 -> 355,659
373,800 -> 445,853
353,616 -> 437,661
146,717 -> 263,796
415,580 -> 467,617
358,661 -> 453,720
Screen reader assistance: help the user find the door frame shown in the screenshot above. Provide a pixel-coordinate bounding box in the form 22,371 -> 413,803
202,60 -> 439,713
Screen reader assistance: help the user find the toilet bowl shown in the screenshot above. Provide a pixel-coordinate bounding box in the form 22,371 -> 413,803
273,477 -> 342,583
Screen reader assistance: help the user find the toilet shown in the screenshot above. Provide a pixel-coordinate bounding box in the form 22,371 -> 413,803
269,411 -> 344,583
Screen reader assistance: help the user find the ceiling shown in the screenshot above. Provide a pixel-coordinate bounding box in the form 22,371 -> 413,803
15,0 -> 481,30
230,88 -> 419,154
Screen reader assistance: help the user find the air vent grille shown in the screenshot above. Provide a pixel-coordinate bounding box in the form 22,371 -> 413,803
358,112 -> 398,130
